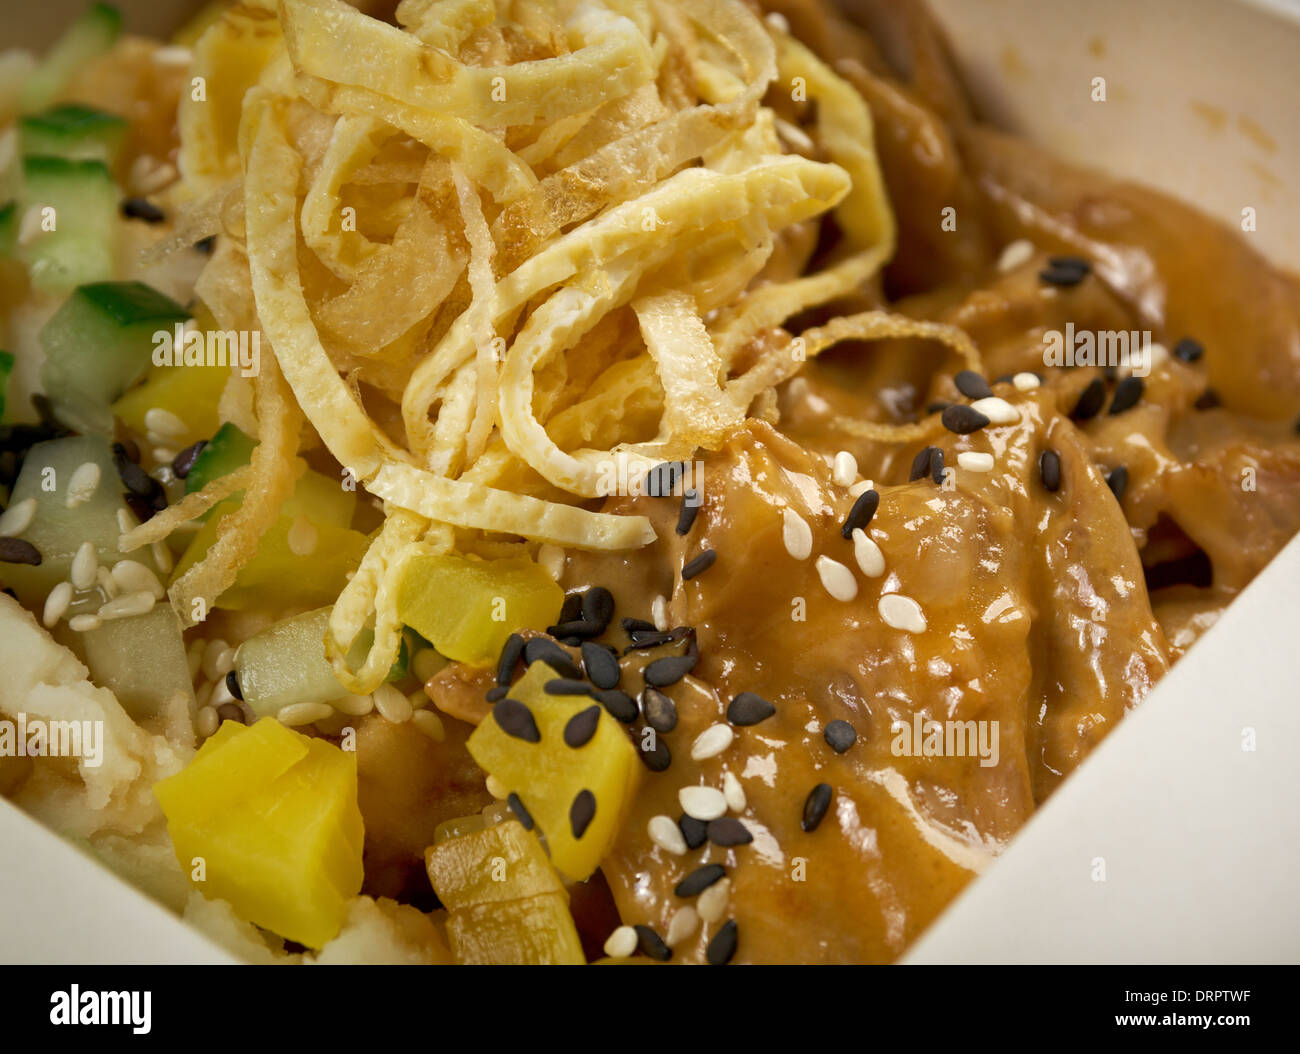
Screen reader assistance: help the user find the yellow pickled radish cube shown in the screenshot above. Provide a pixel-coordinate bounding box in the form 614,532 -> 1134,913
155,720 -> 364,949
153,716 -> 307,828
395,553 -> 563,667
446,892 -> 586,966
425,819 -> 564,912
112,362 -> 229,449
467,664 -> 641,881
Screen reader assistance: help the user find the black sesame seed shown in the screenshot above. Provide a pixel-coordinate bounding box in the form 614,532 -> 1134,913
925,400 -> 953,415
124,492 -> 156,524
727,691 -> 775,726
802,783 -> 833,832
492,697 -> 541,742
595,688 -> 638,724
840,488 -> 879,538
941,404 -> 991,435
1039,255 -> 1091,287
678,813 -> 708,849
637,730 -> 673,771
622,617 -> 657,634
570,789 -> 596,839
930,447 -> 945,486
558,592 -> 583,624
954,369 -> 994,400
824,719 -> 856,753
675,491 -> 700,535
682,549 -> 717,580
623,629 -> 676,652
496,632 -> 525,686
1109,376 -> 1144,415
1106,465 -> 1129,501
644,653 -> 697,687
546,618 -> 603,641
563,705 -> 602,748
215,702 -> 245,725
225,669 -> 243,701
645,461 -> 683,498
113,442 -> 160,499
1173,337 -> 1204,363
909,445 -> 939,482
523,637 -> 582,679
634,925 -> 672,961
121,196 -> 165,223
1194,388 -> 1221,410
171,440 -> 207,479
544,677 -> 594,698
640,687 -> 678,733
506,792 -> 534,830
707,816 -> 753,846
1070,378 -> 1106,421
0,537 -> 41,565
485,685 -> 507,702
674,863 -> 726,898
1039,449 -> 1062,493
581,641 -> 620,690
706,919 -> 738,965
581,586 -> 614,627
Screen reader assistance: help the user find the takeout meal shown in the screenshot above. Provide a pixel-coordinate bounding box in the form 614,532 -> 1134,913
1,0 -> 1297,964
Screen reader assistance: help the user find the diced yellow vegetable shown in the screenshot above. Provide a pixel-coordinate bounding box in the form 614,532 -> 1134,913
155,718 -> 364,948
425,818 -> 565,912
112,363 -> 229,449
446,892 -> 585,965
466,664 -> 641,881
395,552 -> 563,667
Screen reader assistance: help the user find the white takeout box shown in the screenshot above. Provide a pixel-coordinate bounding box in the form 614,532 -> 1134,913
2,0 -> 1297,964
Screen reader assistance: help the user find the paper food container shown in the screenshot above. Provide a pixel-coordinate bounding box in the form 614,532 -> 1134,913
2,0 -> 1297,964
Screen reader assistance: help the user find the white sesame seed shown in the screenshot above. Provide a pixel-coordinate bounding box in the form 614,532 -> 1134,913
765,10 -> 790,33
969,396 -> 1020,425
0,497 -> 37,537
130,155 -> 177,195
690,723 -> 734,761
151,539 -> 174,575
603,925 -> 638,959
781,507 -> 812,561
485,775 -> 509,799
411,709 -> 447,741
815,555 -> 857,602
850,528 -> 885,578
666,906 -> 700,947
997,238 -> 1034,273
373,682 -> 413,723
151,446 -> 178,464
333,693 -> 375,716
647,814 -> 688,855
831,450 -> 858,488
209,676 -> 235,709
111,559 -> 166,599
723,771 -> 747,812
407,689 -> 428,711
195,679 -> 214,708
1012,372 -> 1041,392
201,639 -> 230,682
848,478 -> 875,498
68,613 -> 103,633
186,640 -> 203,680
678,785 -> 727,821
277,701 -> 334,727
651,594 -> 669,632
536,543 -> 565,580
64,461 -> 101,508
95,565 -> 118,599
42,581 -> 73,627
213,647 -> 236,678
117,507 -> 137,535
879,593 -> 927,633
411,647 -> 447,683
98,590 -> 156,620
697,877 -> 731,924
286,516 -> 318,557
958,451 -> 995,472
1146,342 -> 1169,371
144,407 -> 189,439
152,44 -> 193,66
196,705 -> 220,738
70,542 -> 98,590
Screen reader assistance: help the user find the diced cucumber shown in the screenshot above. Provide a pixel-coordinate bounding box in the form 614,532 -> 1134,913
20,3 -> 123,114
39,281 -> 190,433
0,350 -> 13,421
20,104 -> 128,167
0,434 -> 162,606
81,604 -> 196,720
233,606 -> 409,717
18,155 -> 117,294
184,422 -> 255,493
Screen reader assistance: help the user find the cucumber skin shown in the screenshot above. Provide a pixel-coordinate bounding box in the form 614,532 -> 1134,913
185,422 -> 256,494
19,104 -> 128,167
19,156 -> 117,294
19,3 -> 123,115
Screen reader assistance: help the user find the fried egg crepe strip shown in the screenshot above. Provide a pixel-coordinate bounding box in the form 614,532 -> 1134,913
452,162 -> 500,469
117,466 -> 254,551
